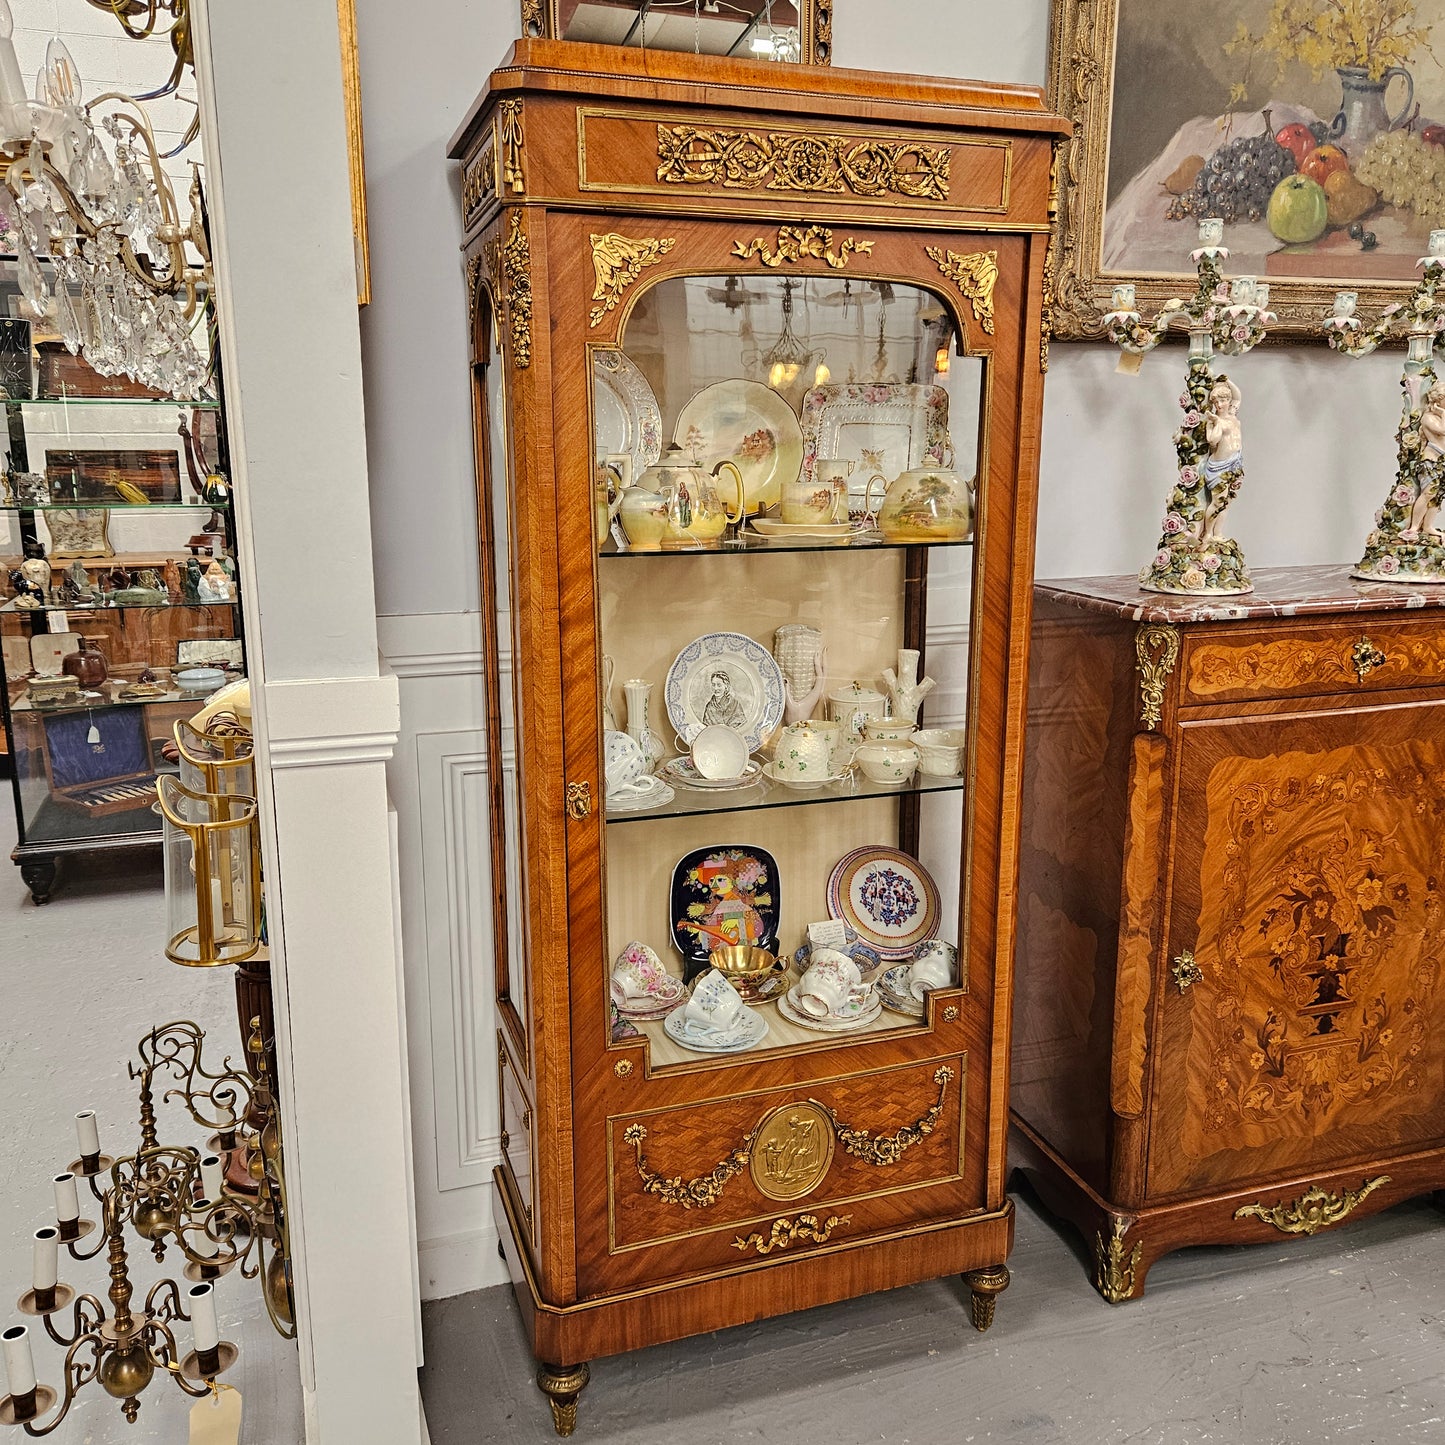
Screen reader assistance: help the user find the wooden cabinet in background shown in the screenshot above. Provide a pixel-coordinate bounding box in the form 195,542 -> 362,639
1012,565 -> 1445,1302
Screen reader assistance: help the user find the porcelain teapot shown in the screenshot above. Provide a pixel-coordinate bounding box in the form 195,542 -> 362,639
632,445 -> 745,550
864,456 -> 975,543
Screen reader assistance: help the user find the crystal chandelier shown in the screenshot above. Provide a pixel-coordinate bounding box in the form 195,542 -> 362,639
0,0 -> 210,399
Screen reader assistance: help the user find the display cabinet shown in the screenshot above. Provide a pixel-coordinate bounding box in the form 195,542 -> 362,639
451,40 -> 1066,1433
1013,566 -> 1445,1302
0,275 -> 242,903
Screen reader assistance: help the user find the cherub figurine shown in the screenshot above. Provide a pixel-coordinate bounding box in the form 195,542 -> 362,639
1201,378 -> 1244,542
1409,378 -> 1445,540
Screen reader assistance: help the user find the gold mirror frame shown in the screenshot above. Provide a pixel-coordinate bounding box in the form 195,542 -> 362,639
1047,0 -> 1431,341
521,0 -> 832,65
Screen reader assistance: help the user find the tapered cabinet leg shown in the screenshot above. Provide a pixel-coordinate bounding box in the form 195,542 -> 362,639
962,1263 -> 1010,1331
19,856 -> 56,905
537,1363 -> 590,1438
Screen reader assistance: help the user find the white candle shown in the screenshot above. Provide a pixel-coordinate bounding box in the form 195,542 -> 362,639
190,1203 -> 219,1260
216,1107 -> 237,1131
1111,283 -> 1136,312
1,1325 -> 36,1398
208,877 -> 225,941
0,2 -> 30,112
200,1155 -> 225,1201
1430,228 -> 1445,258
52,1173 -> 78,1224
187,1284 -> 219,1353
31,1230 -> 57,1293
75,1110 -> 100,1158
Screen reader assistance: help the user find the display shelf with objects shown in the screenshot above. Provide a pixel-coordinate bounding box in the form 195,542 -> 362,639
452,39 -> 1066,1434
1012,564 -> 1445,1304
0,264 -> 244,904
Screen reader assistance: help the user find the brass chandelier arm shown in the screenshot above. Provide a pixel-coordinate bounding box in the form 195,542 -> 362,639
40,1295 -> 104,1351
16,1333 -> 105,1437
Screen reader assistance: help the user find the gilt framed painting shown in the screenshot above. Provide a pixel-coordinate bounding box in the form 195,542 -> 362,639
1050,0 -> 1445,337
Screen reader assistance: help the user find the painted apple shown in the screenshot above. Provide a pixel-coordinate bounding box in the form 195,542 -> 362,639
1300,145 -> 1351,186
1275,123 -> 1316,167
1423,124 -> 1445,148
1267,174 -> 1329,244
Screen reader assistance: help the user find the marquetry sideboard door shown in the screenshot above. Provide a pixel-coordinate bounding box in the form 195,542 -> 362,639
1146,695 -> 1445,1202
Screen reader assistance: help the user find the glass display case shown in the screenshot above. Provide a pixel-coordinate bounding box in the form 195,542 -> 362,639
0,258 -> 243,902
453,38 -> 1068,1434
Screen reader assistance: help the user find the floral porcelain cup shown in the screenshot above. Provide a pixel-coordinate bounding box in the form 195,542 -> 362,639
772,721 -> 835,783
684,968 -> 745,1033
604,730 -> 647,795
797,950 -> 870,1019
908,940 -> 958,1000
611,941 -> 672,1001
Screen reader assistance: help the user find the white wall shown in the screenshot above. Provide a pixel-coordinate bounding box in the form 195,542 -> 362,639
361,0 -> 1404,1302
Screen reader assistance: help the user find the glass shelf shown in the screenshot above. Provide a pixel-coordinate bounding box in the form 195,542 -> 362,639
600,532 -> 974,560
0,501 -> 227,513
2,597 -> 238,614
3,395 -> 219,409
8,688 -> 235,717
604,768 -> 965,824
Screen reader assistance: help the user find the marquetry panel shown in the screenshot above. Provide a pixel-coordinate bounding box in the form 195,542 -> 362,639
1182,622 -> 1445,704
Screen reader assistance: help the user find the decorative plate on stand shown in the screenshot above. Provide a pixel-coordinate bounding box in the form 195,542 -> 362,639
674,379 -> 804,514
593,350 -> 661,477
670,844 -> 780,977
665,631 -> 785,751
826,846 -> 941,960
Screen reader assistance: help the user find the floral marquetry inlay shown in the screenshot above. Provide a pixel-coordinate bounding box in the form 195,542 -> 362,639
1188,634 -> 1445,695
1183,749 -> 1445,1156
656,125 -> 951,201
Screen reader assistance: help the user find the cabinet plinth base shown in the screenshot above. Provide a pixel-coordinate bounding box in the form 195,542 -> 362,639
493,1170 -> 1013,1367
1011,1116 -> 1445,1303
962,1263 -> 1009,1330
536,1363 -> 589,1438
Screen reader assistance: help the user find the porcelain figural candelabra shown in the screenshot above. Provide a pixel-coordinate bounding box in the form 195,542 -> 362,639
1103,218 -> 1275,595
1323,230 -> 1445,583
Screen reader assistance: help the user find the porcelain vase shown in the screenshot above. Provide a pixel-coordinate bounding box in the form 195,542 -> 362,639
881,648 -> 935,724
623,678 -> 665,772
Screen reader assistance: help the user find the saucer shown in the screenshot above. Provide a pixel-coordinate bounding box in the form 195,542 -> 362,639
659,757 -> 763,791
607,777 -> 676,813
777,986 -> 883,1033
663,1005 -> 769,1053
732,969 -> 790,1006
878,964 -> 925,1018
761,761 -> 850,791
749,517 -> 855,541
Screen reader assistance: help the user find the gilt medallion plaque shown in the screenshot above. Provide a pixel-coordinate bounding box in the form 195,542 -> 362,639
749,1101 -> 835,1203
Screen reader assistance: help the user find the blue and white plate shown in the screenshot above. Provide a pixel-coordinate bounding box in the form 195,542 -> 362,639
662,1004 -> 770,1054
664,632 -> 785,752
826,846 -> 941,960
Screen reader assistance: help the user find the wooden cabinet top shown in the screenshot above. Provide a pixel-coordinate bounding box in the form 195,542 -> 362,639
449,38 -> 1070,161
1036,563 -> 1445,625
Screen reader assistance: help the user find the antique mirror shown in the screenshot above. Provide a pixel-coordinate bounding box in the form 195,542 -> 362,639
522,0 -> 832,64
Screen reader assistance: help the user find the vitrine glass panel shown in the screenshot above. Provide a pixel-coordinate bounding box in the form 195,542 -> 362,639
558,0 -> 804,61
595,273 -> 981,1068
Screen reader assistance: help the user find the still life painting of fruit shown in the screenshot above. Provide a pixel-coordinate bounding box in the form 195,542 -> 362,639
1103,0 -> 1445,282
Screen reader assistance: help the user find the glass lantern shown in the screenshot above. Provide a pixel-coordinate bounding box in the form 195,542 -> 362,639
157,775 -> 262,968
173,718 -> 256,807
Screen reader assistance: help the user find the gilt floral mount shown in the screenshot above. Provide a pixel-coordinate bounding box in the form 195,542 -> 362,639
1324,230 -> 1445,583
1103,220 -> 1274,595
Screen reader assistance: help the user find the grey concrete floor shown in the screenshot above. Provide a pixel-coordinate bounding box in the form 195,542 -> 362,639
419,1183 -> 1445,1444
0,802 -> 304,1443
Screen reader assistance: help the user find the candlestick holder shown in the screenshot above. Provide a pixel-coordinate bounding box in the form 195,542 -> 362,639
1103,218 -> 1275,595
1323,230 -> 1445,583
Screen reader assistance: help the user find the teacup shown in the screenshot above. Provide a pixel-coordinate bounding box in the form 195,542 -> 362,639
690,724 -> 749,780
780,474 -> 846,525
855,741 -> 919,786
796,950 -> 870,1019
862,717 -> 917,744
827,683 -> 886,744
605,730 -> 646,793
807,719 -> 852,773
684,968 -> 744,1033
611,941 -> 671,1001
909,940 -> 958,1000
772,720 -> 835,784
913,727 -> 966,776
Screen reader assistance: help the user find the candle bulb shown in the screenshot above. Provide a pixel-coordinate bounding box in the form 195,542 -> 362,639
1,1325 -> 36,1400
75,1110 -> 100,1161
0,2 -> 30,114
200,1154 -> 225,1202
187,1283 -> 219,1353
190,1202 -> 219,1261
52,1173 -> 79,1224
31,1230 -> 58,1293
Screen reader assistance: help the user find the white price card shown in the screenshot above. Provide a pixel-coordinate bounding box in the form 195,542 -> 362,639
807,919 -> 848,950
189,1385 -> 242,1445
47,609 -> 70,633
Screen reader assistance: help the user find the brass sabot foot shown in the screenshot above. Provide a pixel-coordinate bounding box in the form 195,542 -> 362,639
962,1263 -> 1010,1332
537,1363 -> 589,1438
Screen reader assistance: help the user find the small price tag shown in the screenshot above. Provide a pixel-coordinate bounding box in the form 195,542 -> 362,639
807,919 -> 848,950
47,609 -> 70,633
189,1385 -> 242,1445
1115,350 -> 1144,376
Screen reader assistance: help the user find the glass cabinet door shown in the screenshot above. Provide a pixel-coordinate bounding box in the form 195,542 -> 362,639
593,272 -> 983,1067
